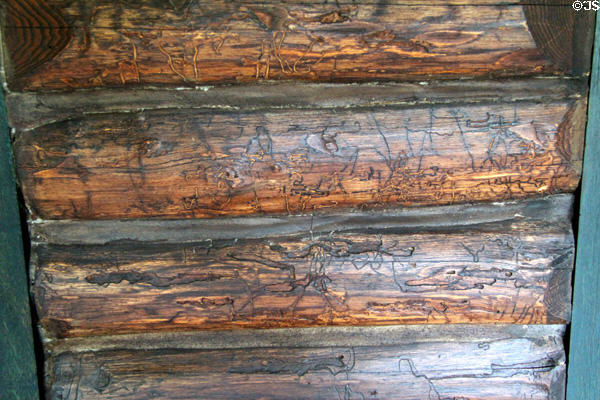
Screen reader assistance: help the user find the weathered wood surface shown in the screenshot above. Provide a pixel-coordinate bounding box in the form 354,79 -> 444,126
47,325 -> 567,400
33,214 -> 573,338
1,0 -> 593,91
4,80 -> 586,132
29,194 -> 574,245
15,93 -> 585,219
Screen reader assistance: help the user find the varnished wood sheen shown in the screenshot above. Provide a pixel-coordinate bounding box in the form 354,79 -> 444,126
47,325 -> 566,399
1,2 -> 591,399
1,0 -> 592,91
34,217 -> 573,339
15,97 -> 585,219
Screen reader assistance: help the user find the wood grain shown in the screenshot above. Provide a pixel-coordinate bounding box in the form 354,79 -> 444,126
4,79 -> 586,132
2,0 -> 72,79
33,217 -> 573,339
28,194 -> 574,245
15,97 -> 585,219
523,0 -> 596,75
47,325 -> 566,399
1,0 -> 592,91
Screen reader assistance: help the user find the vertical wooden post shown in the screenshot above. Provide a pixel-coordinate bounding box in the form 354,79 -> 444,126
567,10 -> 600,400
0,92 -> 39,397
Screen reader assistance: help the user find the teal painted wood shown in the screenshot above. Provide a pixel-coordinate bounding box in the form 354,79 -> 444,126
567,11 -> 600,400
0,92 -> 39,397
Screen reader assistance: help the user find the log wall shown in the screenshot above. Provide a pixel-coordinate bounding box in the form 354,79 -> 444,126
14,87 -> 585,219
47,325 -> 567,400
1,1 -> 592,398
1,1 -> 594,90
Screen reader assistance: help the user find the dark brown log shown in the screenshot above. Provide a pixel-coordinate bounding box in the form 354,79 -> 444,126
1,0 -> 593,91
33,214 -> 573,338
15,94 -> 586,219
2,0 -> 72,79
47,325 -> 566,400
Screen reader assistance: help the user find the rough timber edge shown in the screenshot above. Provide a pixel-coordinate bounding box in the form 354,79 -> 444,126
43,324 -> 568,399
45,324 -> 566,355
4,78 -> 588,131
30,194 -> 573,245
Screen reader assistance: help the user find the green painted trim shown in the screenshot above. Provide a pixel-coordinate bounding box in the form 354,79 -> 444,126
0,91 -> 39,398
567,11 -> 600,400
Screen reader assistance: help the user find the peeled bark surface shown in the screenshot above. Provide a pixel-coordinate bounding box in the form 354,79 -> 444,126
47,325 -> 566,400
14,95 -> 585,220
1,3 -> 590,400
1,0 -> 594,91
33,208 -> 573,338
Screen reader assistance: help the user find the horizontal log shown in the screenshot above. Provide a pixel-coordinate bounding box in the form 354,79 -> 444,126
47,325 -> 566,399
15,96 -> 585,219
1,0 -> 593,91
34,217 -> 573,339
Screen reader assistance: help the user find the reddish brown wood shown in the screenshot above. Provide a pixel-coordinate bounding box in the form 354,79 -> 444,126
33,216 -> 573,339
15,98 -> 585,220
2,0 -> 72,79
1,0 -> 592,91
0,4 -> 589,400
